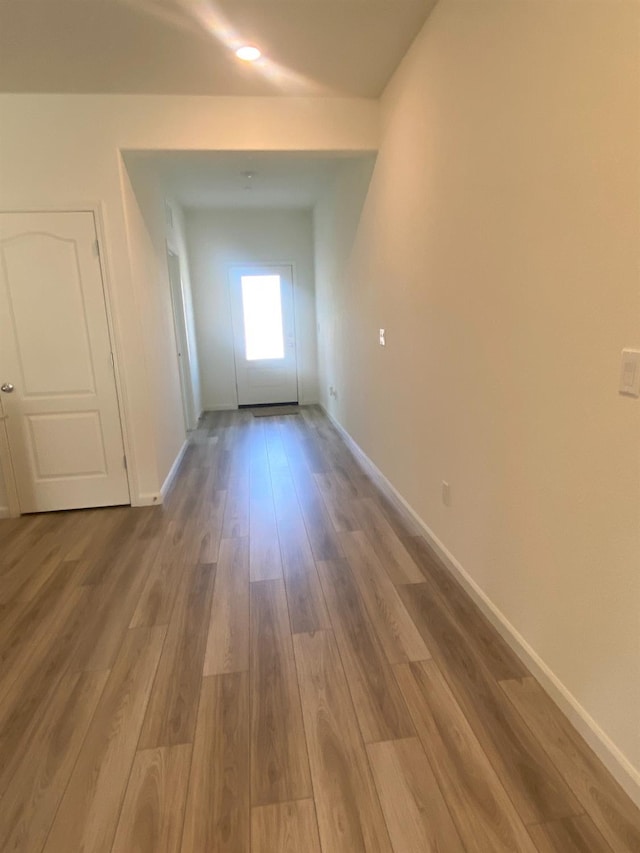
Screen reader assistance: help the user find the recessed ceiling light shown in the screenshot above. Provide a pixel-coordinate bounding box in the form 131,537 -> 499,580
235,45 -> 261,62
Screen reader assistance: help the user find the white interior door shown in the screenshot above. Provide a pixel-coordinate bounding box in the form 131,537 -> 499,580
229,264 -> 298,406
0,211 -> 130,513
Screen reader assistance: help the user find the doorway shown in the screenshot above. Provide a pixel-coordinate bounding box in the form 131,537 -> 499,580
0,211 -> 130,513
229,264 -> 298,406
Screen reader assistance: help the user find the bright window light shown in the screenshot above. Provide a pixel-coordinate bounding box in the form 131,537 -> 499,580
236,45 -> 261,62
241,275 -> 284,361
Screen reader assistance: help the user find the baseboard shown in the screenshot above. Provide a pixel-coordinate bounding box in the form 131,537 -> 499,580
0,505 -> 10,519
160,440 -> 188,501
205,403 -> 238,412
133,493 -> 162,507
320,405 -> 640,807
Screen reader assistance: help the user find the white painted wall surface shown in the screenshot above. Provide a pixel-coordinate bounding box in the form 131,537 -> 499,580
187,208 -> 318,410
0,93 -> 377,502
314,0 -> 640,795
121,158 -> 187,493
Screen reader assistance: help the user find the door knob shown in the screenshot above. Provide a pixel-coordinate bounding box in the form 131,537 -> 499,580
1,383 -> 14,393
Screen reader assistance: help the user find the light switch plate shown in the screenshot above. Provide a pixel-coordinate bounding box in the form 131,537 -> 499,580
379,328 -> 386,347
619,349 -> 640,397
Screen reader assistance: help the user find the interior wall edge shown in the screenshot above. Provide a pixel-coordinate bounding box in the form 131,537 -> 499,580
320,403 -> 640,809
160,439 -> 188,500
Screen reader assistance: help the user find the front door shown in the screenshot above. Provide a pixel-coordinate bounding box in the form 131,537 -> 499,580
0,211 -> 130,513
229,264 -> 298,406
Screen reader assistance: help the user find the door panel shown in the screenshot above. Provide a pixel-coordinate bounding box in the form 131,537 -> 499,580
0,211 -> 130,512
229,264 -> 298,406
3,233 -> 96,394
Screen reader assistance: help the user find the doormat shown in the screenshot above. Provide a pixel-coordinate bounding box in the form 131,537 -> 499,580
251,406 -> 300,418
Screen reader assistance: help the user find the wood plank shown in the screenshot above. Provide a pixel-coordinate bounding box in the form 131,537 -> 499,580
203,537 -> 250,675
0,669 -> 108,853
111,745 -> 192,853
277,513 -> 330,634
270,465 -> 304,526
80,507 -> 153,586
251,799 -> 321,853
43,626 -> 166,853
139,562 -> 216,748
181,673 -> 250,852
501,676 -> 640,851
0,585 -> 92,797
292,471 -> 343,560
315,472 -> 361,532
263,418 -> 290,474
62,507 -> 119,564
376,489 -> 422,540
0,558 -> 82,694
192,487 -> 226,563
394,660 -> 537,852
270,460 -> 344,591
398,583 -> 582,824
317,559 -> 414,743
340,530 -> 430,664
129,521 -> 190,628
403,535 -> 526,680
0,530 -> 62,604
71,534 -> 161,672
293,630 -> 392,853
367,737 -> 465,852
250,580 -> 312,805
353,498 -> 424,584
222,475 -> 250,539
250,496 -> 283,581
528,815 -> 614,853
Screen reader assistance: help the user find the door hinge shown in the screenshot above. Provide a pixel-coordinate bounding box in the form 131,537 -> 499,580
109,351 -> 115,371
123,454 -> 127,470
94,239 -> 100,258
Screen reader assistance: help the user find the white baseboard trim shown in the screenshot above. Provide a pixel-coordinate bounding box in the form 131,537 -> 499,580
0,505 -> 10,519
321,405 -> 640,807
133,493 -> 162,507
160,440 -> 188,501
205,403 -> 238,412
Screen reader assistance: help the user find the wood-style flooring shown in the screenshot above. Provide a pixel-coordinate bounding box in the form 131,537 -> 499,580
0,407 -> 639,852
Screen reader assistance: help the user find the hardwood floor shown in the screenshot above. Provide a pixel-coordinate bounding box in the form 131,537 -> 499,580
1,406 -> 639,852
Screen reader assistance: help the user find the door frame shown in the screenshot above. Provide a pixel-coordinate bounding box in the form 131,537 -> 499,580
227,261 -> 299,408
0,399 -> 20,517
0,203 -> 134,515
166,246 -> 196,431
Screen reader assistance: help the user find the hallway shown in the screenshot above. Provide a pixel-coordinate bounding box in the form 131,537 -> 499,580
0,408 -> 638,852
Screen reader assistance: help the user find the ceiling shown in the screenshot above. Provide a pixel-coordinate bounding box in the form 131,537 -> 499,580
124,150 -> 375,209
0,0 -> 438,97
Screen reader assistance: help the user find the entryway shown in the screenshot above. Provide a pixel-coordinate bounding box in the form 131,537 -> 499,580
229,263 -> 298,406
0,211 -> 130,513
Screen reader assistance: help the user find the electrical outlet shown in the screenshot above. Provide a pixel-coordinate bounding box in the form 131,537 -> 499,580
442,481 -> 451,507
379,328 -> 386,347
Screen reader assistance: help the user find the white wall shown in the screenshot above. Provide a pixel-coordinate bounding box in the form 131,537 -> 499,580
187,208 -> 318,410
314,0 -> 640,798
0,93 -> 377,503
121,157 -> 187,489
